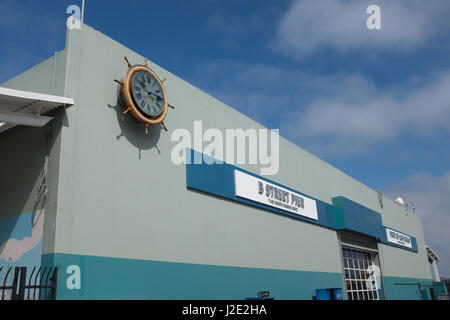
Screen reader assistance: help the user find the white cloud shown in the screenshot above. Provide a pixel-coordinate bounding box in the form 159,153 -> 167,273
383,171 -> 450,278
274,0 -> 450,59
287,70 -> 450,155
192,60 -> 450,156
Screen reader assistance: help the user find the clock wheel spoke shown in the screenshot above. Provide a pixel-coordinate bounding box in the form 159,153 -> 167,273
124,56 -> 132,68
122,66 -> 172,130
114,79 -> 124,86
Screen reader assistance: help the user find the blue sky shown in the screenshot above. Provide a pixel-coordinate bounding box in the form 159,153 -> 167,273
1,0 -> 449,277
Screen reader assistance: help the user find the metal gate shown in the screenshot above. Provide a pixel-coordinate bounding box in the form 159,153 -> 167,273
338,231 -> 384,300
0,266 -> 58,300
341,245 -> 380,300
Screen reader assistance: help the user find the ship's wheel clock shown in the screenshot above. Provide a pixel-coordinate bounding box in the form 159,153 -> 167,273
114,56 -> 174,135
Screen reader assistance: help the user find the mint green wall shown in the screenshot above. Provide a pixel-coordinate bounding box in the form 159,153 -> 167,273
2,50 -> 67,96
54,24 -> 343,275
1,23 -> 433,299
0,124 -> 51,220
54,24 -> 430,281
0,49 -> 67,255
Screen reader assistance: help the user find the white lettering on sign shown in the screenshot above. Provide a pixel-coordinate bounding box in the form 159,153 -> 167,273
386,228 -> 412,248
234,169 -> 318,220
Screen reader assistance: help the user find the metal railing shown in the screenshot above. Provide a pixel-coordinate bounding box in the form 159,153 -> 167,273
0,266 -> 58,300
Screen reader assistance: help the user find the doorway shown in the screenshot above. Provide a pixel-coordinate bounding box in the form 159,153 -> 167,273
339,232 -> 383,300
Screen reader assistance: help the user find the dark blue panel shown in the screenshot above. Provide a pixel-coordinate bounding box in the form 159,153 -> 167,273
379,225 -> 418,252
332,197 -> 384,239
315,289 -> 331,300
332,197 -> 418,252
186,149 -> 336,229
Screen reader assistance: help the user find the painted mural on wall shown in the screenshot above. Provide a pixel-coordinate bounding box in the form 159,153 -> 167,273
0,210 -> 44,268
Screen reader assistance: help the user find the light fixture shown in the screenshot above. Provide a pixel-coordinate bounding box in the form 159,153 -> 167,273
394,197 -> 405,206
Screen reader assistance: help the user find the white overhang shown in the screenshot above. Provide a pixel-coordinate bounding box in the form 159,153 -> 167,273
0,86 -> 74,134
426,246 -> 440,263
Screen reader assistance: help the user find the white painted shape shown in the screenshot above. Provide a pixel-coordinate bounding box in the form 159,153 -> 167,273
234,169 -> 318,220
386,228 -> 412,248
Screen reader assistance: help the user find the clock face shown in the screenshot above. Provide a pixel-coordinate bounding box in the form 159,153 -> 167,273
130,70 -> 165,118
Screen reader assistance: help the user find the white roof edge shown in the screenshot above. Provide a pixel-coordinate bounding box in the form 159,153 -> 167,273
425,246 -> 440,262
0,86 -> 74,106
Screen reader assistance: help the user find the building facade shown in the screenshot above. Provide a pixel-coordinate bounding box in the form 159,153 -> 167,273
0,24 -> 446,300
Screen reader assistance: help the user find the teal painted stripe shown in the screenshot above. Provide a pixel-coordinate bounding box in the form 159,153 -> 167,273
42,253 -> 344,300
383,276 -> 434,300
431,281 -> 448,298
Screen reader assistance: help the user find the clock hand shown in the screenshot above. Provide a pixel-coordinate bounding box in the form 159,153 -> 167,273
144,88 -> 163,100
140,83 -> 161,100
137,79 -> 162,100
149,91 -> 164,100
